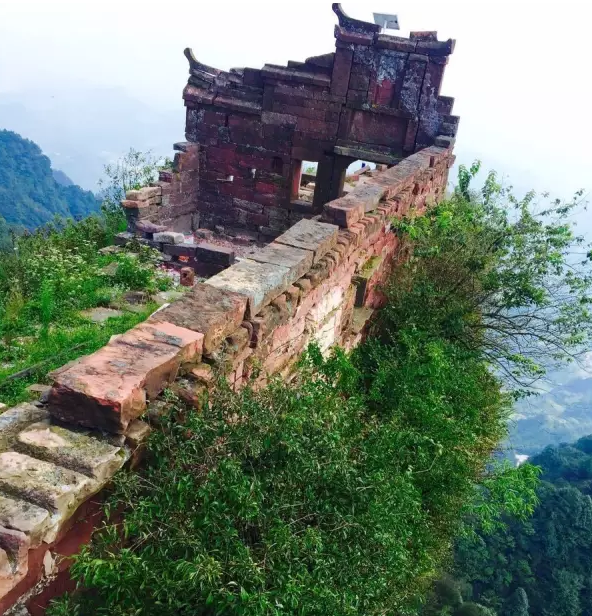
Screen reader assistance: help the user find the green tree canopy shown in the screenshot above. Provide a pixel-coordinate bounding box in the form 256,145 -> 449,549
390,162 -> 591,392
453,441 -> 592,616
0,129 -> 99,229
503,588 -> 529,616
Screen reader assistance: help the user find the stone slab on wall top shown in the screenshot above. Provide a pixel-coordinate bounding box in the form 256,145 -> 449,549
245,242 -> 313,285
274,219 -> 339,263
150,284 -> 248,355
206,259 -> 291,319
206,219 -> 339,318
48,322 -> 204,434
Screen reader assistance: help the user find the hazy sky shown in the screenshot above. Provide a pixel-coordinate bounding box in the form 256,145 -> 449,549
0,0 -> 590,204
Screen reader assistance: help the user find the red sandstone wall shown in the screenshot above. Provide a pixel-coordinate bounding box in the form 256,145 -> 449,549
180,5 -> 458,237
125,5 -> 458,241
0,143 -> 453,615
122,143 -> 200,233
205,146 -> 454,387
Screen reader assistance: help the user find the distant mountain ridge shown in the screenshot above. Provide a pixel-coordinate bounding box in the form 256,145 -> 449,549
0,129 -> 99,231
0,87 -> 180,190
506,353 -> 592,457
52,168 -> 74,186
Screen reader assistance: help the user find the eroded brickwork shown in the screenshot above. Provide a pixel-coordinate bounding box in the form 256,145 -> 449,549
122,142 -> 200,233
181,3 -> 457,236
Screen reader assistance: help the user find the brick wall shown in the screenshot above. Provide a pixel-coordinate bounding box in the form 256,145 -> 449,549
128,4 -> 458,237
122,142 -> 200,233
0,143 -> 453,614
126,5 -> 458,239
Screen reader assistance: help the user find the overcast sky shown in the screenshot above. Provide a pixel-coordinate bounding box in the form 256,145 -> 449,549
0,0 -> 590,207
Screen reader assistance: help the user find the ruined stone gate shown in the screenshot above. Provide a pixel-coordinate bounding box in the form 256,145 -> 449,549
0,5 -> 457,613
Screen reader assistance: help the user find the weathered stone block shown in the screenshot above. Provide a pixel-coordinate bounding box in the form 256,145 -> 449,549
275,219 -> 339,263
375,33 -> 417,53
153,232 -> 186,244
126,186 -> 162,201
163,242 -> 198,257
0,526 -> 28,599
0,404 -> 49,453
135,220 -> 168,235
195,243 -> 235,266
150,283 -> 247,355
349,73 -> 370,92
114,231 -> 133,246
353,255 -> 384,307
0,452 -> 96,516
48,322 -> 204,433
0,546 -> 15,600
206,259 -> 290,318
190,364 -> 214,385
261,111 -> 297,127
125,420 -> 151,450
0,495 -> 50,548
246,242 -> 313,285
16,422 -> 126,482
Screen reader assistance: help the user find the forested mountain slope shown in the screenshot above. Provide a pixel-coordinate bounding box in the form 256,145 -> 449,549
428,437 -> 592,616
0,129 -> 99,232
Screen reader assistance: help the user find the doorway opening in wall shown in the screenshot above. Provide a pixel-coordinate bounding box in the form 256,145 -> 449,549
298,161 -> 318,203
342,160 -> 376,197
290,159 -> 323,209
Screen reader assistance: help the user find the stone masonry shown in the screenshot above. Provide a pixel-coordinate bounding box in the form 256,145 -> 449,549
0,5 -> 457,614
125,3 -> 457,239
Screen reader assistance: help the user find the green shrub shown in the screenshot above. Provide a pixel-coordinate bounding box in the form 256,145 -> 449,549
0,282 -> 25,350
47,329 -> 537,616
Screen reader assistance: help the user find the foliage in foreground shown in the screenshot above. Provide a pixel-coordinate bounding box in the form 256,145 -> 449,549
49,334 -> 536,616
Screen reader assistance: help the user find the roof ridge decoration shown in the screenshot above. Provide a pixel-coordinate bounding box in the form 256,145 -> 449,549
332,3 -> 381,34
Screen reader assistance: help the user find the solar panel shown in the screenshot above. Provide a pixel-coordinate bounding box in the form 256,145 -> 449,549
373,13 -> 400,31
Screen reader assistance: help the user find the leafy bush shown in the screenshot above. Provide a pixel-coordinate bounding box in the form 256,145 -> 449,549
49,336 -> 533,616
98,148 -> 166,212
390,162 -> 591,392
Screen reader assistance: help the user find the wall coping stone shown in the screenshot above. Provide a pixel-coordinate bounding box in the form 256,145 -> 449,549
274,219 -> 339,264
206,259 -> 291,318
246,242 -> 314,285
48,322 -> 204,433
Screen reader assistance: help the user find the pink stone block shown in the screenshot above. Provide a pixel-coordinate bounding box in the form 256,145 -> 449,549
48,322 -> 204,433
271,317 -> 306,353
